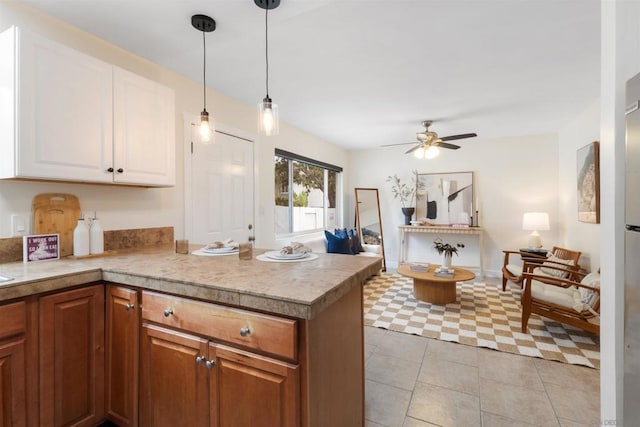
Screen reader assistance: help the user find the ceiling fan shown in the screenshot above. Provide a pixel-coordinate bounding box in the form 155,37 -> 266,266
382,120 -> 477,158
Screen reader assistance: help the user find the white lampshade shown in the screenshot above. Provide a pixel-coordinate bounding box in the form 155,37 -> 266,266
522,212 -> 550,248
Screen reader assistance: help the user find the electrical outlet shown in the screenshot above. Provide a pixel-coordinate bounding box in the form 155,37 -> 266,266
11,214 -> 28,237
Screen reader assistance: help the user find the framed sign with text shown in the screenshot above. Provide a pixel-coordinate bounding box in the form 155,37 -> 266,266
23,234 -> 60,263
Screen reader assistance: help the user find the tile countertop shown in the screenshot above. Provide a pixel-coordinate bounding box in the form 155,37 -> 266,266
0,246 -> 382,320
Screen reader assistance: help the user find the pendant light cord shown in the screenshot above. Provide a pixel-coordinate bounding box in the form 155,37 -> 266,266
265,6 -> 269,98
202,31 -> 207,109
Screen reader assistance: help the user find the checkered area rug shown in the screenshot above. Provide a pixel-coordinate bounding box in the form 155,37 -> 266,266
363,273 -> 600,369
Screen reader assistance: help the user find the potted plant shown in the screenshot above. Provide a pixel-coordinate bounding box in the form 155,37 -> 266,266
387,170 -> 421,225
433,237 -> 465,268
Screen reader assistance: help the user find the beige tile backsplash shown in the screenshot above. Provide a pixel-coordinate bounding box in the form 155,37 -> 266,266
0,226 -> 174,263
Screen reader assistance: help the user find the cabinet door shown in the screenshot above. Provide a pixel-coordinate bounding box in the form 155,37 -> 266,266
210,344 -> 299,427
39,285 -> 105,426
113,67 -> 175,187
18,28 -> 113,183
105,285 -> 139,427
0,338 -> 26,427
140,323 -> 209,426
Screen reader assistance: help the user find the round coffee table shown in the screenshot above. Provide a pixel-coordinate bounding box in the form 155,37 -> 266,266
397,264 -> 475,305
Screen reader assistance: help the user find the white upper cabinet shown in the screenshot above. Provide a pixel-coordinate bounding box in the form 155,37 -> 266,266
113,68 -> 175,186
0,26 -> 175,187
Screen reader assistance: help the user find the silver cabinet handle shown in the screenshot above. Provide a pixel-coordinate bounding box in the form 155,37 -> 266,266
163,308 -> 174,317
125,303 -> 134,311
206,360 -> 216,369
240,327 -> 251,337
195,355 -> 206,364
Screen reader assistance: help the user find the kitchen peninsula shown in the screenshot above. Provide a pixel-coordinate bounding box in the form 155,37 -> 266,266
0,247 -> 381,426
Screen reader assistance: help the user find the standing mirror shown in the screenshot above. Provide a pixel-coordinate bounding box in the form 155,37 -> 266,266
355,188 -> 386,272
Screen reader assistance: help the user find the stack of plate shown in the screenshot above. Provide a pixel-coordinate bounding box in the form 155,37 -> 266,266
202,245 -> 238,254
264,250 -> 309,260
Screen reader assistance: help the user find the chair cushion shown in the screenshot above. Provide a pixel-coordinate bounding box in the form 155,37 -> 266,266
531,280 -> 579,310
538,254 -> 576,278
505,264 -> 523,277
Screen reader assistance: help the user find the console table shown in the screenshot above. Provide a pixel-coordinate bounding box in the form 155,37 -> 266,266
398,225 -> 485,276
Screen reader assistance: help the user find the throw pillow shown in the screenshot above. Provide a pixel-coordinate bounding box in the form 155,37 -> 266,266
579,271 -> 600,307
539,254 -> 576,278
325,230 -> 352,255
334,228 -> 358,254
348,228 -> 364,253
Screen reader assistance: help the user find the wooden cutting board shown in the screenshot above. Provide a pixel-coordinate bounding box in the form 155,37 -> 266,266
33,193 -> 82,257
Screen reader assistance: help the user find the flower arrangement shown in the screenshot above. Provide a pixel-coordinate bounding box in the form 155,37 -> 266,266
433,237 -> 465,256
386,170 -> 422,208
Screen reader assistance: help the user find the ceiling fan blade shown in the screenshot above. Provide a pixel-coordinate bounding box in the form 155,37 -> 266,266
439,133 -> 477,142
432,141 -> 461,150
380,142 -> 418,147
405,144 -> 422,154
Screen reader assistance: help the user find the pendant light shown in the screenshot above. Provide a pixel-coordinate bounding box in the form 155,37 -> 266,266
192,14 -> 216,144
255,0 -> 280,136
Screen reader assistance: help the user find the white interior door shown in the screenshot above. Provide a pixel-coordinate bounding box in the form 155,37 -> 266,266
185,118 -> 255,245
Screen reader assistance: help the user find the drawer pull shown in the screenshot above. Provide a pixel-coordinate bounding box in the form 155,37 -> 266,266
163,308 -> 174,317
206,360 -> 216,369
240,327 -> 251,337
195,355 -> 206,364
125,303 -> 135,311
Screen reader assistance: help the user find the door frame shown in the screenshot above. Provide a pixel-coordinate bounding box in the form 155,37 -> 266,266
183,112 -> 258,246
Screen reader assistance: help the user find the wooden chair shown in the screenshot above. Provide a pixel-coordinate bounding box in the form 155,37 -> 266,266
502,246 -> 582,291
520,262 -> 600,335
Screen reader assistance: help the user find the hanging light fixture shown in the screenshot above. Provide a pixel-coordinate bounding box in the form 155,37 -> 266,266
192,14 -> 216,144
413,145 -> 440,159
255,0 -> 280,136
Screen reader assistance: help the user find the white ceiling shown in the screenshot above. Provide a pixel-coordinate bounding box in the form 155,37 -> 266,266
20,0 -> 601,151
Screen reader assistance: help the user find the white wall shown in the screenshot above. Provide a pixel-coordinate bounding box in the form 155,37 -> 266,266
0,1 -> 348,250
348,133 -> 560,274
558,99 -> 601,272
600,0 -> 640,424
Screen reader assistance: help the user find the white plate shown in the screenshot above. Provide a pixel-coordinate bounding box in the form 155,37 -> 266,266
202,246 -> 238,254
265,250 -> 309,260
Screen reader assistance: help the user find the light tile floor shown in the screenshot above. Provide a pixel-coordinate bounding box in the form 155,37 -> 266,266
364,325 -> 600,427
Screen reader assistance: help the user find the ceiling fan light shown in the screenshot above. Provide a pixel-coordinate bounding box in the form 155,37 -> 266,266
258,96 -> 279,136
413,147 -> 425,159
199,109 -> 213,144
425,146 -> 440,159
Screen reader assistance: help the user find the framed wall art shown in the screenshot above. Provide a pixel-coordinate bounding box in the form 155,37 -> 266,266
415,172 -> 474,226
577,141 -> 600,224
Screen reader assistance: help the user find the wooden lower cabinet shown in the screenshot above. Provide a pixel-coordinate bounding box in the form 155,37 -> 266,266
139,323 -> 299,427
139,323 -> 209,426
105,285 -> 139,426
0,337 -> 27,427
211,344 -> 299,427
0,300 -> 28,427
39,284 -> 105,426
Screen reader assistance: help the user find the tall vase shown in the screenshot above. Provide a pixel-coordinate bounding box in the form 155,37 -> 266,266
441,252 -> 452,268
401,207 -> 415,225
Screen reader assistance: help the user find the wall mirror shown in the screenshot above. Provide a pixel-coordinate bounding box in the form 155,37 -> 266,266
355,188 -> 386,272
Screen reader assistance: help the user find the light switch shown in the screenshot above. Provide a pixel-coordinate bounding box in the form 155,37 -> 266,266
11,214 -> 27,237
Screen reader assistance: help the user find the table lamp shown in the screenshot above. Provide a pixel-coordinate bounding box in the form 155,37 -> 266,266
522,212 -> 550,249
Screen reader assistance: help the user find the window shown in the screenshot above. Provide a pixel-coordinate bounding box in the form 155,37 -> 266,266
274,149 -> 342,235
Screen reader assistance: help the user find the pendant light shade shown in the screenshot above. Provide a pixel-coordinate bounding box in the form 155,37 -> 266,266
192,14 -> 216,144
256,0 -> 280,136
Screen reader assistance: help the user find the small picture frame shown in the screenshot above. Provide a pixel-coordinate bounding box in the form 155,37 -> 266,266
23,234 -> 60,263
